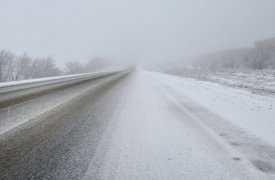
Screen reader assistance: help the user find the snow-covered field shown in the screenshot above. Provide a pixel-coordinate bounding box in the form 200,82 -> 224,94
180,69 -> 275,95
148,71 -> 275,147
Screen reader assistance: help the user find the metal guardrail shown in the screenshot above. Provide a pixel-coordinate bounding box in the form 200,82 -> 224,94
0,70 -> 124,108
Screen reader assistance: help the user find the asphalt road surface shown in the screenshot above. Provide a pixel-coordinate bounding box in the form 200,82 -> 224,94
0,70 -> 274,180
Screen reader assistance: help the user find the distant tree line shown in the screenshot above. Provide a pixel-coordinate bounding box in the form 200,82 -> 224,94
147,37 -> 275,74
0,50 -> 62,82
0,49 -> 113,82
193,37 -> 275,72
64,57 -> 114,75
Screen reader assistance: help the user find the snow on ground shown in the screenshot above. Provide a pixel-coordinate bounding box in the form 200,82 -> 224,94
180,69 -> 275,94
84,71 -> 265,179
208,70 -> 275,94
147,71 -> 275,147
1,69 -> 274,179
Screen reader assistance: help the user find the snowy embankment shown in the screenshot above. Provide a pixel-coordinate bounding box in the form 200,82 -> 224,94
148,71 -> 275,147
181,69 -> 275,95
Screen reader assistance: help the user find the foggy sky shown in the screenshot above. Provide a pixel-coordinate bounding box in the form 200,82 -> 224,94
1,0 -> 275,66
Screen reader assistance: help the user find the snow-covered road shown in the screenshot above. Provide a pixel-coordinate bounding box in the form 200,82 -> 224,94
84,71 -> 271,179
1,70 -> 275,179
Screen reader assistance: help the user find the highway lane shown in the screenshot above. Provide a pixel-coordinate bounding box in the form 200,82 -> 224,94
0,71 -> 127,136
0,70 -> 274,179
0,71 -> 128,179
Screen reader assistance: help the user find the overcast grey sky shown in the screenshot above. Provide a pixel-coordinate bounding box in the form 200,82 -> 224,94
1,0 -> 275,66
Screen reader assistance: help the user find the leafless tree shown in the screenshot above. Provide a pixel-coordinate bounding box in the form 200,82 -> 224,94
85,57 -> 111,72
14,53 -> 33,80
190,37 -> 275,72
31,57 -> 62,78
0,50 -> 15,82
248,38 -> 275,69
65,61 -> 84,74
